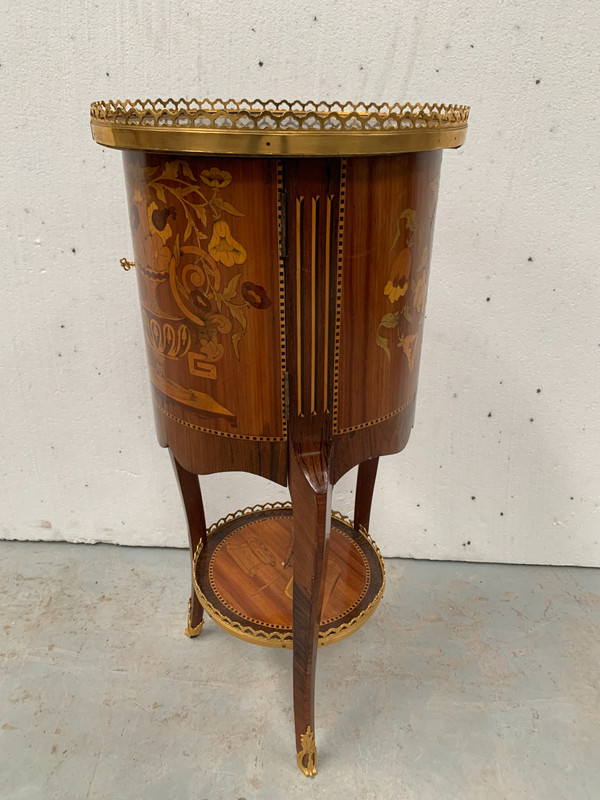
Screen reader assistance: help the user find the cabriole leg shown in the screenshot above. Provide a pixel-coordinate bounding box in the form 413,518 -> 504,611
289,443 -> 332,777
170,452 -> 207,637
353,457 -> 379,533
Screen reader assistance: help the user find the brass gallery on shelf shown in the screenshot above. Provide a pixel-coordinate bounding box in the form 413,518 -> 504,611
91,97 -> 469,777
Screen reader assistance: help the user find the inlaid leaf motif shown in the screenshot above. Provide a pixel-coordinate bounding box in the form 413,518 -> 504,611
179,161 -> 196,181
223,273 -> 241,301
231,330 -> 245,359
376,328 -> 392,361
162,161 -> 180,180
227,302 -> 248,330
402,333 -> 418,371
376,313 -> 399,361
417,245 -> 429,272
214,197 -> 244,217
379,312 -> 400,328
391,208 -> 417,251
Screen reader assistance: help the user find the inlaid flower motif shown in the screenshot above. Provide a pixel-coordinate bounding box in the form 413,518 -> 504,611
413,274 -> 428,313
402,333 -> 418,372
200,167 -> 232,189
242,281 -> 272,309
150,233 -> 174,272
384,247 -> 412,304
148,202 -> 174,244
208,220 -> 246,267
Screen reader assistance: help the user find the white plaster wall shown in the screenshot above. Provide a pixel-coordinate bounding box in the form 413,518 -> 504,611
1,0 -> 599,565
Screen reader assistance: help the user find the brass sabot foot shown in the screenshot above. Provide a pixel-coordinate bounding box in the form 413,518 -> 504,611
184,597 -> 204,638
296,726 -> 317,777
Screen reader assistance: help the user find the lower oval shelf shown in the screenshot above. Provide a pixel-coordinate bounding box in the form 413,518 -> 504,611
193,503 -> 385,648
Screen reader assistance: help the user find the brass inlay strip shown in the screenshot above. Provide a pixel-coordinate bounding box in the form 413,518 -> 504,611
296,197 -> 304,417
94,125 -> 468,157
324,195 -> 333,412
310,196 -> 319,415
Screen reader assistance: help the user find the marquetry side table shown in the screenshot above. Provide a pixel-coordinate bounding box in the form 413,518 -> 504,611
91,98 -> 469,776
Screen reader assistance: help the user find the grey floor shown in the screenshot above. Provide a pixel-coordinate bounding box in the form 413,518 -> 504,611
1,542 -> 599,800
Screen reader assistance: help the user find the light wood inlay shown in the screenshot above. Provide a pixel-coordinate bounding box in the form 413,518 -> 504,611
324,195 -> 333,413
310,196 -> 319,415
332,158 -> 347,432
296,196 -> 304,417
276,161 -> 288,440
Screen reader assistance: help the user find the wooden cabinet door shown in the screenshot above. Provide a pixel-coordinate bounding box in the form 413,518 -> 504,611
123,152 -> 287,483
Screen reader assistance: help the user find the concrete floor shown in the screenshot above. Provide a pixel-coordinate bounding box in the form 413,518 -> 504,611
1,542 -> 599,800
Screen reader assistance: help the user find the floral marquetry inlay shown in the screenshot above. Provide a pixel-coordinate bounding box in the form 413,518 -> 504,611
376,178 -> 439,371
124,154 -> 285,441
128,158 -> 271,367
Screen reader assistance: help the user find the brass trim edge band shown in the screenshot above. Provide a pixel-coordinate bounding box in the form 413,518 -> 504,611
91,122 -> 467,156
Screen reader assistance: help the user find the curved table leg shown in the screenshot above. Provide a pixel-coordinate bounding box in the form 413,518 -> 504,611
170,452 -> 207,637
353,457 -> 379,533
289,441 -> 332,777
